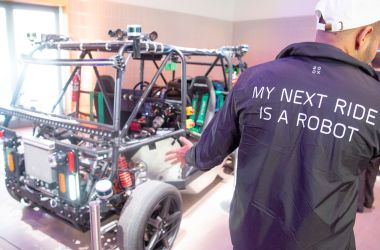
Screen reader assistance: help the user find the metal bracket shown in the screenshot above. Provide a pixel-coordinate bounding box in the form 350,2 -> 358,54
112,55 -> 126,71
0,107 -> 117,138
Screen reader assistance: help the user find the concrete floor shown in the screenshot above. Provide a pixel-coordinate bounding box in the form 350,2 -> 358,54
0,167 -> 379,250
0,165 -> 233,250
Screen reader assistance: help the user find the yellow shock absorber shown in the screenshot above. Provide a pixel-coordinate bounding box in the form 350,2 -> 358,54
7,151 -> 14,172
58,173 -> 66,193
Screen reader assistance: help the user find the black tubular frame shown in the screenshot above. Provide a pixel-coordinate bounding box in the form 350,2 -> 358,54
0,37 -> 248,180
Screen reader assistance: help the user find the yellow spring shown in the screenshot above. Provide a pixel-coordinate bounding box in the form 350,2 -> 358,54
59,173 -> 66,193
7,152 -> 14,172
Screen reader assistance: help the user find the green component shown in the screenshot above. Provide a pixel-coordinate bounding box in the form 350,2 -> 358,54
220,95 -> 225,108
165,61 -> 177,71
225,65 -> 240,74
214,90 -> 224,112
190,94 -> 199,121
98,92 -> 105,124
89,91 -> 94,121
196,93 -> 209,127
190,126 -> 202,133
213,81 -> 225,112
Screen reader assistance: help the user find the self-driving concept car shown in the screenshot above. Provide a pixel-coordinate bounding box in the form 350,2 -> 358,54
0,25 -> 247,249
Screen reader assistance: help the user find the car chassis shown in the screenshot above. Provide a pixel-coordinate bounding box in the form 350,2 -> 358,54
0,27 -> 247,249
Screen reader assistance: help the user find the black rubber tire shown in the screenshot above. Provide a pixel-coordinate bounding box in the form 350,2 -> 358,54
6,186 -> 21,201
117,181 -> 182,250
4,178 -> 21,201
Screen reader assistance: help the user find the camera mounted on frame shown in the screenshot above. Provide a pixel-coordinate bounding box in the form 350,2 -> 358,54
108,24 -> 159,59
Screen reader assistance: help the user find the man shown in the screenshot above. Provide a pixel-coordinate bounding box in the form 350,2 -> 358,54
166,0 -> 380,249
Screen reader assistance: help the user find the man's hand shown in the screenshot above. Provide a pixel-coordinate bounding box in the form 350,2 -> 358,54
165,136 -> 193,166
232,73 -> 240,87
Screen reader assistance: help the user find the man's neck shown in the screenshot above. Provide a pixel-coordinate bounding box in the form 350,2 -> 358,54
315,30 -> 360,61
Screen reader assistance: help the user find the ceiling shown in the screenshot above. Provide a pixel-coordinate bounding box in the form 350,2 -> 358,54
110,0 -> 320,21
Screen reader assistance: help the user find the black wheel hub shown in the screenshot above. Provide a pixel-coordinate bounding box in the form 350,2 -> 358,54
144,196 -> 181,250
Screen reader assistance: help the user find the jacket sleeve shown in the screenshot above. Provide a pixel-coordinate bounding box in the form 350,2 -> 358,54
185,88 -> 240,170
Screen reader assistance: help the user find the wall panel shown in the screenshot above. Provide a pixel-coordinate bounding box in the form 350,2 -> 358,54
233,16 -> 316,66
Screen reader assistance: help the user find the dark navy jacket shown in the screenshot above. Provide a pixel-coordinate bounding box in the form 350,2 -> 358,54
186,42 -> 380,250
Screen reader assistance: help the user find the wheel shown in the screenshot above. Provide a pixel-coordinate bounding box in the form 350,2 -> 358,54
117,181 -> 182,250
6,186 -> 21,201
5,179 -> 21,201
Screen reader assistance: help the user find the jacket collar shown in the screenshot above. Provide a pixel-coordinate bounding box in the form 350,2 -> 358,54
276,42 -> 379,81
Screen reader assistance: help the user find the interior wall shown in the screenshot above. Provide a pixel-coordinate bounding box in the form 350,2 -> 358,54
233,0 -> 320,21
233,15 -> 316,66
67,0 -> 233,90
65,0 -> 321,112
232,0 -> 319,66
66,0 -> 322,81
110,0 -> 235,21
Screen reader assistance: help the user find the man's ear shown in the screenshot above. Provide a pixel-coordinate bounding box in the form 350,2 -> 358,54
355,26 -> 374,50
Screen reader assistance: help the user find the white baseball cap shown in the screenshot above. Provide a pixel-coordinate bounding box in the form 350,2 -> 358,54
316,0 -> 380,32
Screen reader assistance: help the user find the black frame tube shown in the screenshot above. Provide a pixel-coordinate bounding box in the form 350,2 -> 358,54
153,60 -> 169,86
51,51 -> 87,113
204,56 -> 221,77
4,45 -> 44,126
120,52 -> 173,137
88,52 -> 114,120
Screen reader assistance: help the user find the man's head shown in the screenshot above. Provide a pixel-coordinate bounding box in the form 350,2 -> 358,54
315,0 -> 380,64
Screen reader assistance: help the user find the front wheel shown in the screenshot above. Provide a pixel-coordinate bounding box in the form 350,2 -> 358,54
117,181 -> 182,250
5,179 -> 21,201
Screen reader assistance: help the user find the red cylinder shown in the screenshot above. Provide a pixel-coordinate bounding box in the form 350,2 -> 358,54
67,151 -> 75,173
72,70 -> 81,102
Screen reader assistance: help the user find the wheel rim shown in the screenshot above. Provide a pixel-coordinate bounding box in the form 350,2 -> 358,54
144,195 -> 181,250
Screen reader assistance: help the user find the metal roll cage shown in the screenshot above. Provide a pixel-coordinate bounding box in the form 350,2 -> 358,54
0,36 -> 248,180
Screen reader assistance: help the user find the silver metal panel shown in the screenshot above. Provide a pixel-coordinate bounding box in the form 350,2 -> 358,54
23,136 -> 56,183
131,137 -> 182,181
